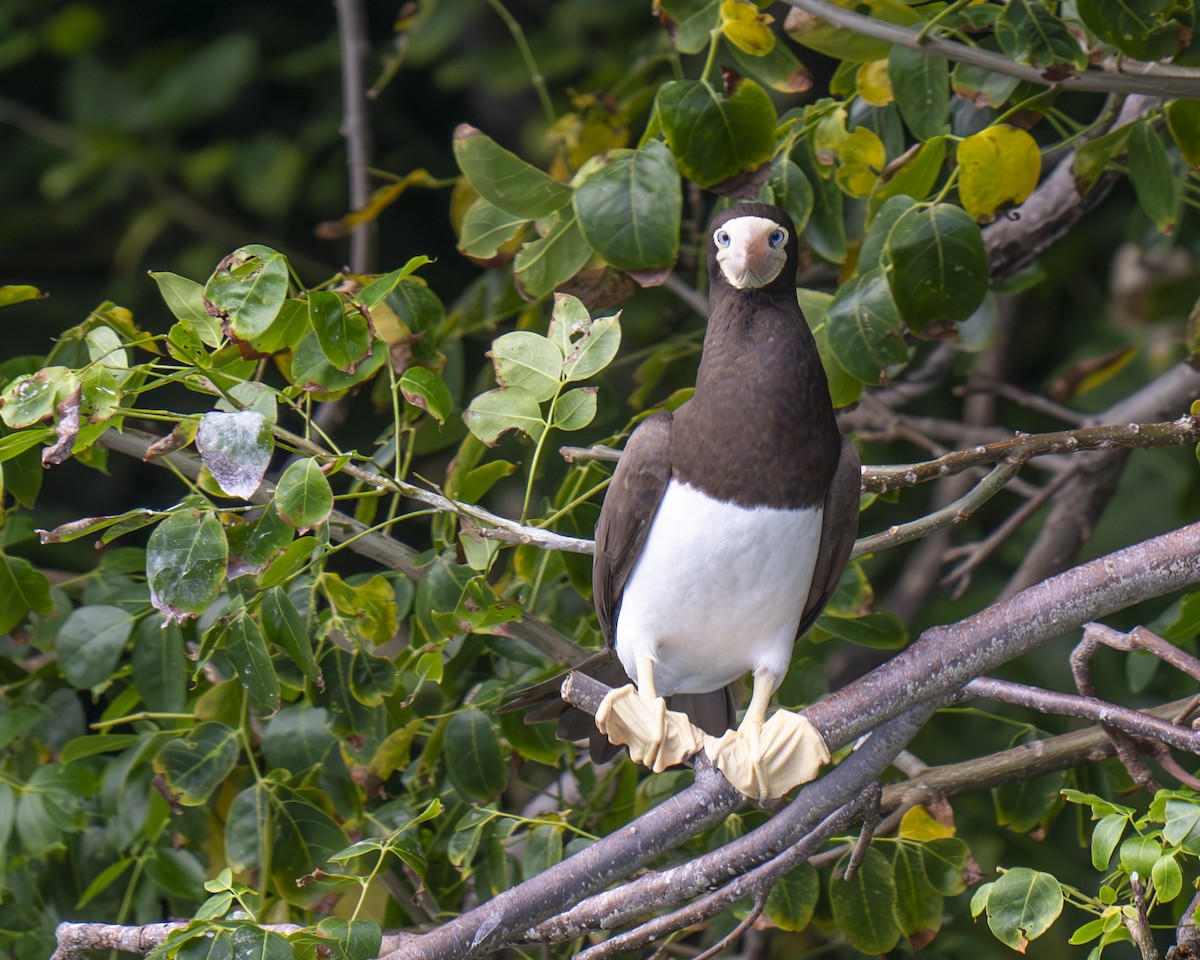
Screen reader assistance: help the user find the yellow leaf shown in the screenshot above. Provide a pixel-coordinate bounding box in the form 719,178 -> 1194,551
899,805 -> 956,841
856,60 -> 894,105
835,126 -> 886,198
721,0 -> 776,56
957,124 -> 1040,223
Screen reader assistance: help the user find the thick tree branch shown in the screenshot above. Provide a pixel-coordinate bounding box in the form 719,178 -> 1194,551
783,1 -> 1200,98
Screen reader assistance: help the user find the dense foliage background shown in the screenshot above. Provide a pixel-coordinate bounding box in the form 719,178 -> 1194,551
4,0 -> 1200,957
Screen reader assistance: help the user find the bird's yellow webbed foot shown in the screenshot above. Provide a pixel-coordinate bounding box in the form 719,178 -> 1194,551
704,710 -> 830,802
594,655 -> 706,773
702,668 -> 830,802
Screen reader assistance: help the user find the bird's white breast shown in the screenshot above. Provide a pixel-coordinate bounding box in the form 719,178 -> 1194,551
614,479 -> 823,696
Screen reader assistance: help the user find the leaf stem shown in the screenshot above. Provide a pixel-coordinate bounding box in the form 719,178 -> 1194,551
484,0 -> 556,125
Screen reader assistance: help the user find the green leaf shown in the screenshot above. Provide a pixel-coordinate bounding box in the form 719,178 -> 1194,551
463,387 -> 545,446
489,331 -> 563,402
274,458 -> 334,531
75,856 -> 136,909
1129,120 -> 1178,235
1077,0 -> 1192,61
1119,835 -> 1161,880
453,125 -> 573,218
225,614 -> 280,716
525,824 -> 564,877
155,722 -> 240,806
802,292 -> 862,408
178,930 -> 232,960
892,843 -> 943,937
995,0 -> 1088,70
829,847 -> 901,954
728,37 -> 813,94
654,79 -> 776,189
1091,813 -> 1126,870
921,837 -> 970,895
994,765 -> 1065,832
952,61 -> 1021,109
825,268 -> 907,386
574,141 -> 681,271
552,387 -> 597,431
132,618 -> 186,714
983,867 -> 1064,951
315,917 -> 382,960
444,707 -> 508,801
195,410 -> 273,500
512,211 -> 592,301
0,550 -> 53,634
261,587 -> 319,685
458,197 -> 529,259
957,124 -> 1041,224
764,862 -> 819,931
0,426 -> 54,463
887,204 -> 989,330
766,158 -> 815,234
888,45 -> 949,142
1166,99 -> 1200,167
497,710 -> 562,765
358,255 -> 432,309
659,0 -> 721,53
230,927 -> 293,960
561,314 -> 621,382
149,271 -> 224,346
813,609 -> 908,648
147,507 -> 229,623
795,138 -> 846,263
1072,126 -> 1133,196
204,244 -> 289,340
56,604 -> 136,689
0,284 -> 46,308
310,290 -> 372,373
399,367 -> 452,424
290,334 -> 387,395
1152,853 -> 1183,901
0,366 -> 71,429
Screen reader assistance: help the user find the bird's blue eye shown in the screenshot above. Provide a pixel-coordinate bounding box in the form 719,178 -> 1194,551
715,229 -> 731,247
768,227 -> 787,248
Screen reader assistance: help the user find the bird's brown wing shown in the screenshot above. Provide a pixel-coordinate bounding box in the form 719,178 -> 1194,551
593,411 -> 674,644
798,436 -> 861,636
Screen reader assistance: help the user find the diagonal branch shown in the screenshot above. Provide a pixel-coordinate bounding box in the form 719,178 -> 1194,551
783,0 -> 1200,99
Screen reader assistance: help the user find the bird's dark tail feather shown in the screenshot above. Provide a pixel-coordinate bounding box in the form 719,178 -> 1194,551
501,649 -> 736,764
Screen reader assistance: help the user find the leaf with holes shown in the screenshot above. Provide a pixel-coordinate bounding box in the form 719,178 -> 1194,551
204,244 -> 289,340
489,331 -> 563,402
463,387 -> 546,445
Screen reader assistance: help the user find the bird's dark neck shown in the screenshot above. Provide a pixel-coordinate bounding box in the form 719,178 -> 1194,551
671,285 -> 840,509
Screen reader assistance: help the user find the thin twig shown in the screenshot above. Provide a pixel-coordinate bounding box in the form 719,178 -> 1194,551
964,677 -> 1200,754
940,468 -> 1073,598
842,782 -> 881,882
784,0 -> 1200,97
955,378 -> 1087,426
851,458 -> 1022,560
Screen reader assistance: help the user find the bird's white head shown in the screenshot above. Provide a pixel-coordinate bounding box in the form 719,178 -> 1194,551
713,215 -> 790,290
